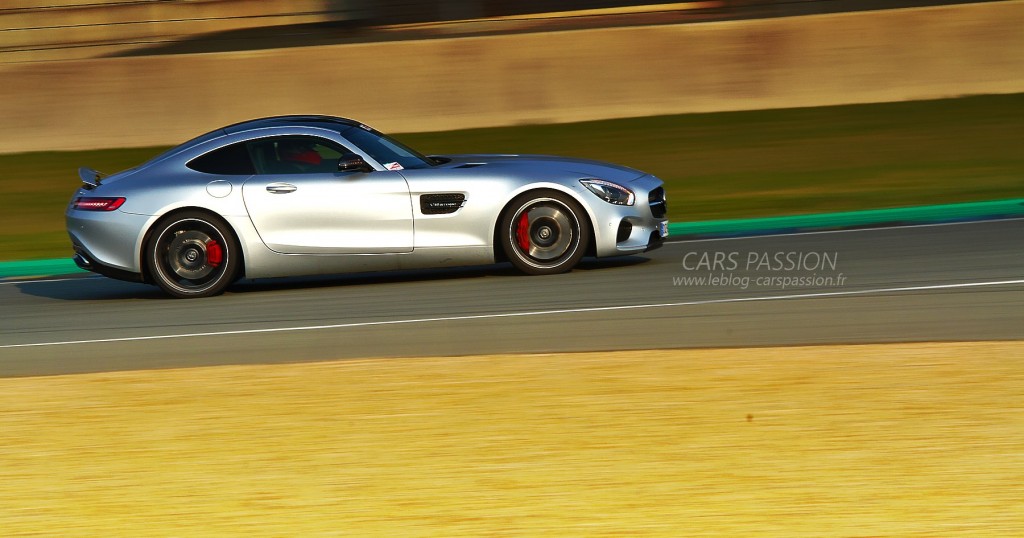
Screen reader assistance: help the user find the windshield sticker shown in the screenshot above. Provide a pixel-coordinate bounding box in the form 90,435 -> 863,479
384,162 -> 404,171
358,123 -> 373,131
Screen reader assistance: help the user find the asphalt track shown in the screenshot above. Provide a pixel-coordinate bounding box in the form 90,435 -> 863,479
2,219 -> 1022,377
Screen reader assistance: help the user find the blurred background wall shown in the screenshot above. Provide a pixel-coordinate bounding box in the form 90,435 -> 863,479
2,0 -> 366,62
1,0 -> 1022,153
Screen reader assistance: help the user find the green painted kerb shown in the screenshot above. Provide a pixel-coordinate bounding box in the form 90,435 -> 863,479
2,198 -> 1023,279
0,258 -> 84,278
668,198 -> 1024,237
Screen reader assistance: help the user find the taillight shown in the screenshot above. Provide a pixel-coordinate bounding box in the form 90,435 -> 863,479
73,197 -> 126,211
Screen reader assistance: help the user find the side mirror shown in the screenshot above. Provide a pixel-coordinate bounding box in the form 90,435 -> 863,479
338,156 -> 372,173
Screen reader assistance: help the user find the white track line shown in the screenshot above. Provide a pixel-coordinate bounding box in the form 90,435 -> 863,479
0,276 -> 99,285
3,279 -> 1022,349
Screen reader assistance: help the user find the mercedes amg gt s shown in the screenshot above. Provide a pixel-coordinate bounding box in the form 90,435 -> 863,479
67,116 -> 668,298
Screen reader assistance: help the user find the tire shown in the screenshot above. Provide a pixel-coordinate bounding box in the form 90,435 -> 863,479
147,211 -> 240,298
499,190 -> 590,275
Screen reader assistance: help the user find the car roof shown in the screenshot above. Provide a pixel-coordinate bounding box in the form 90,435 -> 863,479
141,116 -> 367,168
221,115 -> 363,135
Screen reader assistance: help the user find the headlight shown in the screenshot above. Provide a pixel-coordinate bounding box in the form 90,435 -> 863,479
580,179 -> 635,206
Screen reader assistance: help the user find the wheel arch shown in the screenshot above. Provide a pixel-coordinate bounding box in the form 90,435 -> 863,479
139,206 -> 246,284
491,186 -> 598,263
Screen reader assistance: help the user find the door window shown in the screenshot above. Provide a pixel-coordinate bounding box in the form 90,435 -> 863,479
248,136 -> 354,175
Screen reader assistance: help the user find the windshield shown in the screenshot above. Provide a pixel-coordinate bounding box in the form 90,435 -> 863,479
340,125 -> 435,170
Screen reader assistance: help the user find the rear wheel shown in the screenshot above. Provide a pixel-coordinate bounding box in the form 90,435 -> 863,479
500,191 -> 590,275
147,211 -> 240,298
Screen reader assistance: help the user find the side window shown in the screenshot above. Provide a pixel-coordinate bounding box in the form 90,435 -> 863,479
186,142 -> 255,175
248,136 -> 354,175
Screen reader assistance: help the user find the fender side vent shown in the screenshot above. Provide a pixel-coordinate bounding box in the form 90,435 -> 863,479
421,193 -> 466,215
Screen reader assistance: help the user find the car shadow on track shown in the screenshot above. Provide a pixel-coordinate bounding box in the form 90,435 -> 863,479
15,257 -> 651,301
230,257 -> 650,294
14,277 -> 165,301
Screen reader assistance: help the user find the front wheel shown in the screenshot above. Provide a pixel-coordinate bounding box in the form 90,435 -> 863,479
147,211 -> 240,298
500,191 -> 590,275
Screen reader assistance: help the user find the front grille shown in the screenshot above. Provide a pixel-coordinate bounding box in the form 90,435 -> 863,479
648,187 -> 667,218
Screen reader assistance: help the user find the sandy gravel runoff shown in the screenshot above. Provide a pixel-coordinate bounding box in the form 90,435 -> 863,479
2,342 -> 1022,536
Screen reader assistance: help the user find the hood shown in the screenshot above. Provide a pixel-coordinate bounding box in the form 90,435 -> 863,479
438,154 -> 646,183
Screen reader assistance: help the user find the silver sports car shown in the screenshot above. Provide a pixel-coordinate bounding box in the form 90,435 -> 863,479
67,116 -> 669,298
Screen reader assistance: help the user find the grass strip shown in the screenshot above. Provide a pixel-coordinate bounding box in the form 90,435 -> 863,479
2,343 -> 1022,535
671,197 -> 1024,237
2,93 -> 1021,261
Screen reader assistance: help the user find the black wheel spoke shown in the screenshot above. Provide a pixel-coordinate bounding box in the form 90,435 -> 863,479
516,204 -> 574,262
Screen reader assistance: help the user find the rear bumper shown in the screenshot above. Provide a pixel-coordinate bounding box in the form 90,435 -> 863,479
66,208 -> 150,274
73,249 -> 143,283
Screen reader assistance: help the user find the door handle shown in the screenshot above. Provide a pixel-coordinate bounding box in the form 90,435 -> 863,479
266,183 -> 297,194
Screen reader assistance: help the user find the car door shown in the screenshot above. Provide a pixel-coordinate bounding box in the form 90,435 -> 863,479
241,135 -> 413,254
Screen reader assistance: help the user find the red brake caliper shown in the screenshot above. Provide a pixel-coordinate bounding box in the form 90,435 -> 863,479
516,212 -> 531,251
206,240 -> 224,267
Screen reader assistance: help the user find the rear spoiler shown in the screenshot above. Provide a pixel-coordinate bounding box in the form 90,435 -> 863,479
78,167 -> 106,189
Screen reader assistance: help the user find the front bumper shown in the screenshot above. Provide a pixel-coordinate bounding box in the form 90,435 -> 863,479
589,175 -> 669,257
